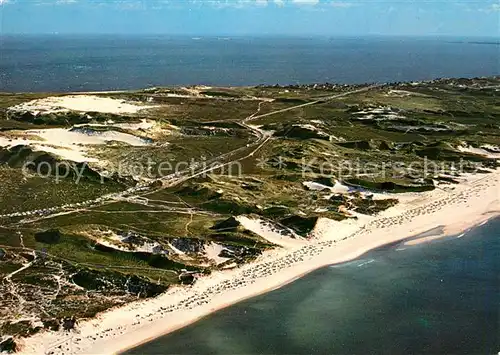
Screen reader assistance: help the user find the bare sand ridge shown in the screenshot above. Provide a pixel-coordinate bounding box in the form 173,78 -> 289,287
236,216 -> 306,248
3,95 -> 161,163
20,170 -> 500,355
0,128 -> 150,163
457,145 -> 500,159
10,96 -> 158,115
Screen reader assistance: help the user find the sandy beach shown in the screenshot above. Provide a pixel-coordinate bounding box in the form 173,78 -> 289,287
20,169 -> 500,355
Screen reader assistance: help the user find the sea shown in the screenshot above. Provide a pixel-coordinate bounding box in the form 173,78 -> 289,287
0,35 -> 499,92
126,218 -> 500,355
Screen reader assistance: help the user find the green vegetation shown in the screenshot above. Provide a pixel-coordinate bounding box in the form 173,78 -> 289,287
1,77 -> 499,337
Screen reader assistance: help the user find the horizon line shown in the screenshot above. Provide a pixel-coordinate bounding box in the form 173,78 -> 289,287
1,33 -> 499,39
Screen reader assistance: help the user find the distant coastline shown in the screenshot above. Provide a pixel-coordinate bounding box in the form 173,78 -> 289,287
1,36 -> 499,92
447,40 -> 500,45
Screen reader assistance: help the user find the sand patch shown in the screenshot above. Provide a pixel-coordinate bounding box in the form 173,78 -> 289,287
204,243 -> 230,265
10,95 -> 159,115
74,119 -> 156,131
0,127 -> 151,163
303,180 -> 379,198
457,145 -> 500,159
236,216 -> 305,249
404,234 -> 446,246
386,89 -> 430,98
303,180 -> 352,193
0,135 -> 95,163
312,215 -> 372,242
353,106 -> 405,121
88,230 -> 166,254
36,128 -> 149,146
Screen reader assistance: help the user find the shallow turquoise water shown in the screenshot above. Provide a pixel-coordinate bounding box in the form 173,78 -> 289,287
126,219 -> 500,355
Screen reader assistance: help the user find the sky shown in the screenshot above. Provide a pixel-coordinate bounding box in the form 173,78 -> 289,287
0,0 -> 499,36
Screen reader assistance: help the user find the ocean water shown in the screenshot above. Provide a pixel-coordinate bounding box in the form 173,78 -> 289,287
1,36 -> 498,92
126,218 -> 500,355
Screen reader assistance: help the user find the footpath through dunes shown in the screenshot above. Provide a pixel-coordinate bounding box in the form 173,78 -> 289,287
21,169 -> 500,355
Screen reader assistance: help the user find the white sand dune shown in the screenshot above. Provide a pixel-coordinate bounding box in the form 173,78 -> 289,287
236,216 -> 306,249
353,106 -> 405,121
167,243 -> 187,256
166,243 -> 198,262
457,145 -> 500,159
386,89 -> 430,98
94,231 -> 164,254
302,181 -> 331,191
34,128 -> 149,147
482,144 -> 500,153
0,127 -> 150,163
204,243 -> 230,265
10,95 -> 159,115
0,135 -> 96,163
19,170 -> 500,355
303,180 -> 351,193
73,119 -> 155,131
303,180 -> 380,199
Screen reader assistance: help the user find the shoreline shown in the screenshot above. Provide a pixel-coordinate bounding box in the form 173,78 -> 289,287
20,170 -> 500,355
